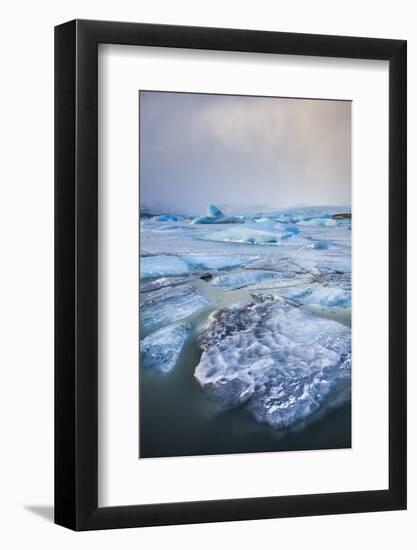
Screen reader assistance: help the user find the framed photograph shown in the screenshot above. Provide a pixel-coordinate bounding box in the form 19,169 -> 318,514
55,20 -> 406,530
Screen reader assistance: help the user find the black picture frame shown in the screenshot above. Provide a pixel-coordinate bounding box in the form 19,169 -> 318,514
55,19 -> 407,531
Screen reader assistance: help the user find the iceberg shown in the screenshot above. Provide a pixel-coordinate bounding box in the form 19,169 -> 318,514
141,323 -> 191,374
195,298 -> 351,429
181,255 -> 248,271
211,270 -> 293,289
191,204 -> 243,224
278,286 -> 351,308
140,284 -> 209,330
140,255 -> 190,279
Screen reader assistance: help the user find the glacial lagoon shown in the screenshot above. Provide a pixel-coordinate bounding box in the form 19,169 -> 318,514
139,205 -> 351,458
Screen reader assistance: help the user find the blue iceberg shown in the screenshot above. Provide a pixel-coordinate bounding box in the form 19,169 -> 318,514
141,323 -> 191,374
191,204 -> 243,224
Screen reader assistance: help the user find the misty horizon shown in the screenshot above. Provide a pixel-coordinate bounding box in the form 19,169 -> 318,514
140,91 -> 351,215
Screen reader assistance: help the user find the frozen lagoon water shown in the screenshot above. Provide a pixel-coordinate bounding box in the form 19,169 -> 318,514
139,207 -> 351,458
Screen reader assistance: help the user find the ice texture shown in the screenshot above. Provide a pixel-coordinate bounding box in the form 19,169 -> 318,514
267,206 -> 348,222
297,218 -> 337,227
311,240 -> 330,250
195,298 -> 351,428
211,270 -> 293,289
192,204 -> 243,224
278,286 -> 351,308
253,219 -> 300,235
202,226 -> 296,245
317,272 -> 352,291
243,257 -> 306,274
141,323 -> 191,374
141,283 -> 194,306
140,255 -> 190,279
181,255 -> 248,271
153,214 -> 187,222
140,284 -> 209,330
141,275 -> 192,293
152,224 -> 195,232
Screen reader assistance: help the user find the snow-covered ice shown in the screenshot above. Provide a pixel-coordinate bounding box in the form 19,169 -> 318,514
141,323 -> 191,374
195,297 -> 351,428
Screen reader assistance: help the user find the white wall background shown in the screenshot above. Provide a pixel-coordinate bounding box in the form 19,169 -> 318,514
0,0 -> 414,547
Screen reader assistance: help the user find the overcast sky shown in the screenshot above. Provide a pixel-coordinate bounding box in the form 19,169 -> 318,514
140,91 -> 351,216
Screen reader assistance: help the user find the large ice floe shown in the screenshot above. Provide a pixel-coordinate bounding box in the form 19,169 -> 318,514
192,204 -> 243,224
141,284 -> 209,331
195,297 -> 351,429
141,255 -> 190,279
141,323 -> 191,374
